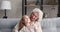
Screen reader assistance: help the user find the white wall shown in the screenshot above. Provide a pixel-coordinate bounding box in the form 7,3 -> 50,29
0,0 -> 22,18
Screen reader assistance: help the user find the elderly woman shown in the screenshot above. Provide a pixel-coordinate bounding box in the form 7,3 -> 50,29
30,8 -> 43,32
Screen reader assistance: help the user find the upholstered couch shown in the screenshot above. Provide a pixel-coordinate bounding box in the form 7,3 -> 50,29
0,18 -> 60,32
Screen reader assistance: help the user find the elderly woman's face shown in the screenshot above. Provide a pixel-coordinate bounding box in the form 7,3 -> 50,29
30,12 -> 39,21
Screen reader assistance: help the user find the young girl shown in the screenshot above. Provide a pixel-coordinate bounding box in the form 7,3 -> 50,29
13,15 -> 32,32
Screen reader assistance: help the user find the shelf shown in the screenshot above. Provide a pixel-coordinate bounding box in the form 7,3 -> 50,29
24,4 -> 38,7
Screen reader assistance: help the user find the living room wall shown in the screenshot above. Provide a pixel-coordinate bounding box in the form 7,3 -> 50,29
0,0 -> 22,18
0,0 -> 58,18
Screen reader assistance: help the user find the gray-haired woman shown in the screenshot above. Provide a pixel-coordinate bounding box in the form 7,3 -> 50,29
30,8 -> 43,32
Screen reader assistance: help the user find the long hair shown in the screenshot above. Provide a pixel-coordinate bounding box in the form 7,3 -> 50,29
18,18 -> 24,31
31,8 -> 43,21
18,15 -> 27,31
18,15 -> 30,31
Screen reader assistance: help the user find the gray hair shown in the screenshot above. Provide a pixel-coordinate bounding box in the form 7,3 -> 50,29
31,8 -> 43,21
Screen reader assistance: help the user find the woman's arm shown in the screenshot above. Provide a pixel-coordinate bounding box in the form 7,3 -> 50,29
34,22 -> 42,32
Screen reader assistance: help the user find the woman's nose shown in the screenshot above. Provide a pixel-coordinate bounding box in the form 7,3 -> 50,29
32,16 -> 35,18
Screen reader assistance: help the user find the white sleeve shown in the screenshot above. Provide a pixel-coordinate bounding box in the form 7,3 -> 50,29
13,23 -> 19,32
34,22 -> 42,32
37,23 -> 42,32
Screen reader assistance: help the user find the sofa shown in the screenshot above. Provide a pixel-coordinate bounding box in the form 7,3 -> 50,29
0,18 -> 60,32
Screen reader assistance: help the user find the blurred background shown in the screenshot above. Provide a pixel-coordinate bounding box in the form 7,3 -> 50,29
0,0 -> 59,18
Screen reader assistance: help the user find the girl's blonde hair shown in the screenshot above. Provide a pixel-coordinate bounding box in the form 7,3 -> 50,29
18,15 -> 29,31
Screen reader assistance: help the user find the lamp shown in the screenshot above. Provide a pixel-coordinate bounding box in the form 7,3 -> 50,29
1,1 -> 11,18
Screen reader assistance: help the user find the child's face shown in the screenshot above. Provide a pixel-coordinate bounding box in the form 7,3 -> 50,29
23,16 -> 30,25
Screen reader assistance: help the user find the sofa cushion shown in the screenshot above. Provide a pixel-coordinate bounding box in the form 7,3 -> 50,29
0,28 -> 12,32
0,18 -> 20,28
41,18 -> 56,28
56,19 -> 60,27
42,28 -> 57,32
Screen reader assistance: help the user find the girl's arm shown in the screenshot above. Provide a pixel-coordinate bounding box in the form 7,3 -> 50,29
13,24 -> 19,32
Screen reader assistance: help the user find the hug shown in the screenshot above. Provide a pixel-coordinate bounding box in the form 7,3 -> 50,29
13,8 -> 43,32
